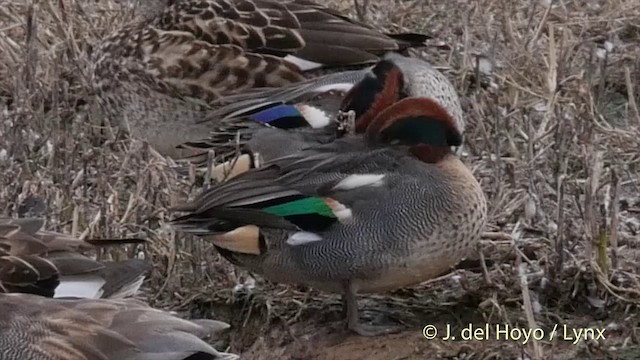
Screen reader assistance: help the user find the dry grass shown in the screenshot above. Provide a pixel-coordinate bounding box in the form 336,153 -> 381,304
2,0 -> 640,358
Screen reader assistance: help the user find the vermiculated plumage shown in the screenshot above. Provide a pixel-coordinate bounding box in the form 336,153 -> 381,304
171,97 -> 487,336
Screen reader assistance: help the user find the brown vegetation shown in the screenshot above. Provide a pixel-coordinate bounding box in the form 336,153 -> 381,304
1,0 -> 639,358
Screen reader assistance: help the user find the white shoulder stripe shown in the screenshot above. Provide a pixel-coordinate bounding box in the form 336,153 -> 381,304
332,174 -> 386,191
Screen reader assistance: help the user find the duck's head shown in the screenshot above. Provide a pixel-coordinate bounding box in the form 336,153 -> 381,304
365,97 -> 462,163
339,54 -> 465,138
339,59 -> 406,134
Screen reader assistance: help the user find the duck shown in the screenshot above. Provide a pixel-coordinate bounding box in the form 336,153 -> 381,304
170,96 -> 487,336
90,0 -> 430,161
0,292 -> 239,360
0,217 -> 151,299
192,53 -> 465,181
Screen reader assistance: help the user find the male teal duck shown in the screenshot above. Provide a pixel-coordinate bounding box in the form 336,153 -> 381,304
170,96 -> 487,336
196,53 -> 465,181
0,293 -> 238,360
0,217 -> 151,299
90,0 -> 429,160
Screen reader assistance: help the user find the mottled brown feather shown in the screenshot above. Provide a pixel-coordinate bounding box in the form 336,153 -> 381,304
0,217 -> 149,299
0,293 -> 237,360
92,0 -> 427,101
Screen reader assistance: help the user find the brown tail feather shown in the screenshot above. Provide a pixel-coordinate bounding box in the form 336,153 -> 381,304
0,255 -> 60,297
98,259 -> 152,299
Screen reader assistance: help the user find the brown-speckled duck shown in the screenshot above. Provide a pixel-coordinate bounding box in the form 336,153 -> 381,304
90,0 -> 429,161
0,293 -> 239,360
0,217 -> 150,299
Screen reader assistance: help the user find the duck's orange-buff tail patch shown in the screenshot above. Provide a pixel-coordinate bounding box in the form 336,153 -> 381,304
212,225 -> 262,255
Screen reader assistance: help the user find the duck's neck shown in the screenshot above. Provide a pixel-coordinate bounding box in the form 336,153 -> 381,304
410,144 -> 452,164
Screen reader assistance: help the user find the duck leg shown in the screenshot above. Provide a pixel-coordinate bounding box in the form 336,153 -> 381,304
342,280 -> 404,337
341,295 -> 348,318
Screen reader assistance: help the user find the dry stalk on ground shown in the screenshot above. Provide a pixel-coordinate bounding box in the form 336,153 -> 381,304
1,0 -> 639,358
